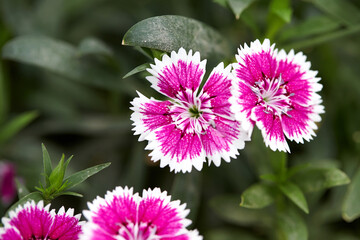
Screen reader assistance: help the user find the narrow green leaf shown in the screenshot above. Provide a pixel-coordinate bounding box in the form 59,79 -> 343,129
77,37 -> 113,57
122,15 -> 231,61
292,167 -> 350,193
276,206 -> 308,240
2,35 -> 121,91
260,174 -> 278,182
123,63 -> 150,79
15,179 -> 30,199
266,0 -> 292,39
171,171 -> 202,222
48,154 -> 67,190
227,0 -> 255,19
56,191 -> 83,198
5,192 -> 43,217
0,63 -> 8,124
213,0 -> 228,7
268,149 -> 287,179
270,0 -> 292,23
41,143 -> 52,186
0,110 -> 38,144
206,228 -> 262,240
283,23 -> 360,50
307,0 -> 360,26
209,195 -> 272,227
278,15 -> 341,42
342,166 -> 360,222
240,183 -> 276,209
278,181 -> 309,214
64,162 -> 111,190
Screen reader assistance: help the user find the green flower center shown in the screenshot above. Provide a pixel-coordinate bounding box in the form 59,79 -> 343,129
188,105 -> 202,118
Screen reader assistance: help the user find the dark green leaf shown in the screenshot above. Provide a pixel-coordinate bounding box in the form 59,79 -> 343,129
279,181 -> 309,214
5,192 -> 43,217
209,195 -> 272,227
0,110 -> 38,144
171,171 -> 202,222
292,167 -> 350,193
240,183 -> 276,209
122,15 -> 231,61
15,178 -> 30,199
276,206 -> 308,240
342,166 -> 360,222
307,0 -> 360,26
278,15 -> 341,42
227,0 -> 255,19
77,37 -> 113,57
123,63 -> 150,79
2,35 -> 122,91
64,162 -> 111,190
41,143 -> 52,186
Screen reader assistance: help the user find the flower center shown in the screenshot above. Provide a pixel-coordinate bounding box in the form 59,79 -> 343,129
170,94 -> 214,134
252,75 -> 292,117
118,221 -> 157,240
188,105 -> 202,118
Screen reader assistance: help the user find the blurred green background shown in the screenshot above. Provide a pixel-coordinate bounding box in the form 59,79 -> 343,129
1,0 -> 360,239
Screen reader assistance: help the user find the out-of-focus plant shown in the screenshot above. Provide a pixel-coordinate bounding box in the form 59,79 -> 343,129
5,144 -> 110,215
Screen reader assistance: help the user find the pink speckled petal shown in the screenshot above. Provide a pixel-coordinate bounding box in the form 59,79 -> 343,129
146,124 -> 205,173
131,91 -> 173,141
146,48 -> 206,101
251,106 -> 290,152
201,117 -> 248,167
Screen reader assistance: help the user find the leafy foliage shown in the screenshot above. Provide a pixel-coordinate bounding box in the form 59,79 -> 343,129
1,0 -> 360,239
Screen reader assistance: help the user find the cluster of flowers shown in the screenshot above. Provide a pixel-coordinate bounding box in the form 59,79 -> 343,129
0,39 -> 324,240
131,39 -> 324,173
0,186 -> 202,240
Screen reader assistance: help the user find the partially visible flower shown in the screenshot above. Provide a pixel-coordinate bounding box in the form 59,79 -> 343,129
80,186 -> 202,240
0,162 -> 16,205
231,39 -> 324,152
131,48 -> 249,173
0,200 -> 82,240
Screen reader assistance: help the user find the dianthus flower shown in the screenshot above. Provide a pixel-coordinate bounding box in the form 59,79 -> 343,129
131,48 -> 249,173
80,186 -> 202,240
231,39 -> 324,152
0,200 -> 82,240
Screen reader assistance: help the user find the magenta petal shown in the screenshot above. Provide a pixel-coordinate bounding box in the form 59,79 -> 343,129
201,117 -> 247,166
131,92 -> 173,141
90,189 -> 138,237
9,203 -> 52,239
282,104 -> 319,143
146,48 -> 206,100
0,228 -> 22,240
251,106 -> 289,152
147,124 -> 205,173
200,63 -> 233,116
80,187 -> 202,240
0,201 -> 81,240
49,210 -> 82,240
138,189 -> 188,237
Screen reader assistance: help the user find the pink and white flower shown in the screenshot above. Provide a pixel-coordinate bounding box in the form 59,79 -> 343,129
131,48 -> 249,173
0,200 -> 82,240
80,186 -> 202,240
231,39 -> 324,152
